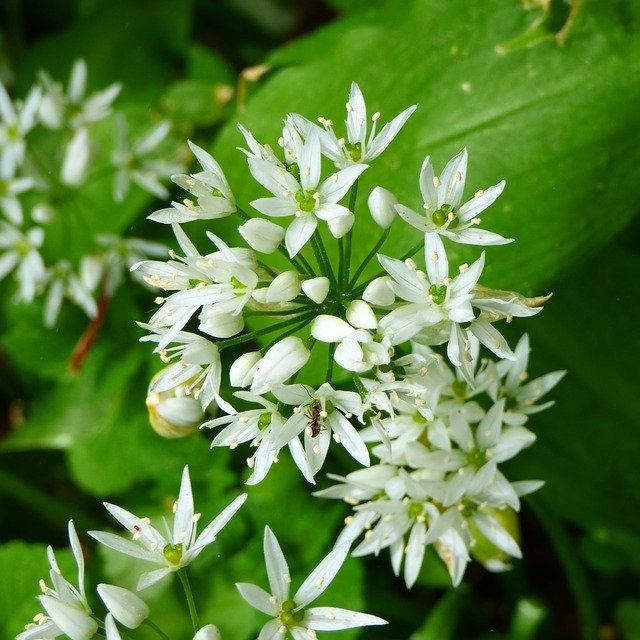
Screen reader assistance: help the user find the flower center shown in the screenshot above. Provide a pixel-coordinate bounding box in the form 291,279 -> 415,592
344,141 -> 362,162
451,379 -> 467,399
428,284 -> 447,305
163,542 -> 184,565
431,204 -> 458,228
15,239 -> 31,257
407,501 -> 424,520
278,599 -> 304,627
295,189 -> 318,212
257,412 -> 272,430
466,447 -> 488,469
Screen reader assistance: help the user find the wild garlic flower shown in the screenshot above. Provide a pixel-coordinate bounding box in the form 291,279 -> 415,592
290,82 -> 417,168
249,129 -> 367,256
0,81 -> 41,173
135,82 -> 559,589
0,222 -> 46,302
112,116 -> 183,202
89,465 -> 247,590
236,526 -> 386,638
395,148 -> 511,245
0,153 -> 34,224
18,522 -> 97,640
150,140 -> 236,224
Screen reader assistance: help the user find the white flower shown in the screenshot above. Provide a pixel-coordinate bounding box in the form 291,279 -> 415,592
97,584 -> 149,629
112,116 -> 183,202
368,186 -> 398,229
89,466 -> 247,590
149,140 -> 235,223
250,336 -> 310,394
0,82 -> 41,173
493,333 -> 565,425
43,260 -> 97,328
238,217 -> 286,254
38,58 -> 121,130
17,522 -> 97,640
378,234 -> 483,346
236,526 -> 386,638
395,149 -> 511,245
290,82 -> 417,169
0,222 -> 46,302
249,129 -> 367,256
0,153 -> 34,224
272,383 -> 369,478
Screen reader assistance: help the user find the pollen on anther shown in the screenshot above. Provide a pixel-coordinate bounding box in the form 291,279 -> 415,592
433,176 -> 441,188
193,513 -> 202,523
246,457 -> 255,469
333,433 -> 342,443
455,171 -> 462,182
284,573 -> 292,583
172,501 -> 178,513
315,577 -> 325,588
313,445 -> 321,454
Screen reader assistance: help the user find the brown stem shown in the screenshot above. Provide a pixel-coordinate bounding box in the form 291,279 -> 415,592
69,286 -> 109,374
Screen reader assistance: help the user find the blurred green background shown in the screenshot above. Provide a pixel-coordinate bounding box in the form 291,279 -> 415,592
1,0 -> 639,639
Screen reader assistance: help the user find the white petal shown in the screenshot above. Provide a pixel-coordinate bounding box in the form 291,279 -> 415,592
39,596 -> 96,640
97,584 -> 149,629
362,276 -> 394,306
235,582 -> 277,616
263,526 -> 291,602
193,625 -> 223,640
294,544 -> 349,606
305,606 -> 387,630
172,466 -> 194,545
251,337 -> 310,393
473,512 -> 521,558
229,351 -> 261,387
285,214 -> 317,257
239,218 -> 285,254
311,315 -> 353,342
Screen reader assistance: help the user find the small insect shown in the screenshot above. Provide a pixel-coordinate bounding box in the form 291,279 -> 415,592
306,398 -> 323,438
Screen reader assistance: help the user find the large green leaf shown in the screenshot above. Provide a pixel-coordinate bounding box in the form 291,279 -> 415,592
210,0 -> 640,294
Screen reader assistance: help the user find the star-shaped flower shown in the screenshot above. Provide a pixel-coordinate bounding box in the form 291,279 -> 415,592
236,526 -> 386,639
89,466 -> 247,590
395,149 -> 511,246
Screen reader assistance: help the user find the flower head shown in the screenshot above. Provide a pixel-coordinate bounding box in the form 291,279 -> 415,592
89,466 -> 247,589
236,526 -> 386,638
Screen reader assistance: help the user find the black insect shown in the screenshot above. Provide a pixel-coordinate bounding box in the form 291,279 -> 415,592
306,399 -> 323,438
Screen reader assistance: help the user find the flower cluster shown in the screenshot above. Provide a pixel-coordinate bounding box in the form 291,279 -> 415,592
135,82 -> 562,587
18,466 -> 385,640
0,59 -> 185,327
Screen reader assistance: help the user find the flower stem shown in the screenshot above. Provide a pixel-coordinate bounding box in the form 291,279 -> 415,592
348,227 -> 390,289
261,315 -> 317,352
326,343 -> 336,384
296,251 -> 317,278
216,313 -> 315,350
343,179 -> 359,289
178,568 -> 200,633
144,619 -> 171,640
311,231 -> 337,287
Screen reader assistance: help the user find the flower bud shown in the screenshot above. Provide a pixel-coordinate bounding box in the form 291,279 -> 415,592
199,306 -> 244,338
301,276 -> 329,304
238,218 -> 285,254
230,351 -> 261,387
250,337 -> 310,394
146,369 -> 205,439
39,595 -> 97,640
346,299 -> 377,329
61,127 -> 90,187
311,315 -> 353,342
265,271 -> 301,303
98,584 -> 150,629
326,211 -> 354,238
368,186 -> 398,228
194,624 -> 223,640
362,276 -> 394,306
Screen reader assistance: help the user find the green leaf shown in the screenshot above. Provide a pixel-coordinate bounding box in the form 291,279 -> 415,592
510,244 -> 640,537
617,599 -> 640,640
212,0 -> 640,295
409,587 -> 468,640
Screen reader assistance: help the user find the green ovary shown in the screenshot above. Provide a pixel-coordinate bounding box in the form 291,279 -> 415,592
279,600 -> 305,627
257,412 -> 272,430
431,204 -> 459,228
163,542 -> 183,565
295,189 -> 318,212
344,141 -> 362,162
407,501 -> 424,520
466,448 -> 488,469
428,284 -> 447,305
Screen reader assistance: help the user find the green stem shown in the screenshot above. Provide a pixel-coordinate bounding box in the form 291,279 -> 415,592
178,568 -> 200,633
343,179 -> 359,289
144,619 -> 171,640
337,237 -> 345,291
216,313 -> 315,350
348,227 -> 390,289
296,251 -> 317,278
528,499 -> 598,640
353,238 -> 423,296
311,232 -> 337,286
352,375 -> 367,398
261,315 -> 316,352
326,343 -> 336,384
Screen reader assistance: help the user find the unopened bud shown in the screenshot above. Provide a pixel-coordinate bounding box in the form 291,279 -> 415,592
97,584 -> 150,629
368,186 -> 398,229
